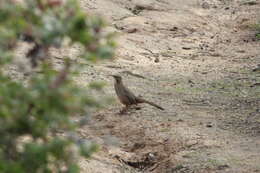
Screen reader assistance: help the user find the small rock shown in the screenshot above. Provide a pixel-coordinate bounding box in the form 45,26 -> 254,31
188,80 -> 195,84
177,119 -> 184,122
201,2 -> 210,9
187,140 -> 198,147
237,50 -> 246,53
169,26 -> 178,31
252,64 -> 260,72
217,164 -> 229,170
206,123 -> 213,128
125,28 -> 138,33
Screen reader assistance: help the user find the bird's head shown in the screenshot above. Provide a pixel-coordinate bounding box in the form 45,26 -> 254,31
111,75 -> 122,82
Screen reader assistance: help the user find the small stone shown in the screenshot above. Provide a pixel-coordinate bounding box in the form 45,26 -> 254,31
218,164 -> 229,170
169,26 -> 178,31
154,57 -> 160,63
187,140 -> 198,147
202,2 -> 210,9
125,28 -> 138,33
206,124 -> 213,128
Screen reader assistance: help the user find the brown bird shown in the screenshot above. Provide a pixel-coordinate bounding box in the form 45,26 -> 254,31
111,75 -> 164,113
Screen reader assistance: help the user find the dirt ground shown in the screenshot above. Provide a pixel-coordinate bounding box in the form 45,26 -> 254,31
12,0 -> 260,172
71,0 -> 260,172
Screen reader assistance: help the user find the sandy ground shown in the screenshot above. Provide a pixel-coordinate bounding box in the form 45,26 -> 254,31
75,0 -> 260,172
11,0 -> 260,172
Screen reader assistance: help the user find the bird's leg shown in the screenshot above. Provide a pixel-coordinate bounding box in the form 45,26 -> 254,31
119,105 -> 130,115
119,105 -> 141,115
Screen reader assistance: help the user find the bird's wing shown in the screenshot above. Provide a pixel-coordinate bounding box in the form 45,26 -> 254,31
122,86 -> 137,103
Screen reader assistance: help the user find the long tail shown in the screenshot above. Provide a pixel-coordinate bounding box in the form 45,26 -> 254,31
136,97 -> 164,110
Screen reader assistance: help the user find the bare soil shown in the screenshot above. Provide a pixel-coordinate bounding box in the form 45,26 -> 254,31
75,0 -> 260,172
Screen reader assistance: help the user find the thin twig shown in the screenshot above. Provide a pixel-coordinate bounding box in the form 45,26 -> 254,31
49,60 -> 71,89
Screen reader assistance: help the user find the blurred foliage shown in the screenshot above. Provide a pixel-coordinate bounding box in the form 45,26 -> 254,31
255,24 -> 260,39
0,0 -> 115,172
250,23 -> 260,40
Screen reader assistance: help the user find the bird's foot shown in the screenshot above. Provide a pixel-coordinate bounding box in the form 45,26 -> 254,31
118,106 -> 129,115
118,110 -> 126,115
118,105 -> 141,115
133,106 -> 142,110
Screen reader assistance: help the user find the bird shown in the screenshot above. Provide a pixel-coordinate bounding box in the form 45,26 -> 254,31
111,75 -> 164,113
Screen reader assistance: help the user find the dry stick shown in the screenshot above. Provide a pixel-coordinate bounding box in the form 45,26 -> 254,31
49,60 -> 71,89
